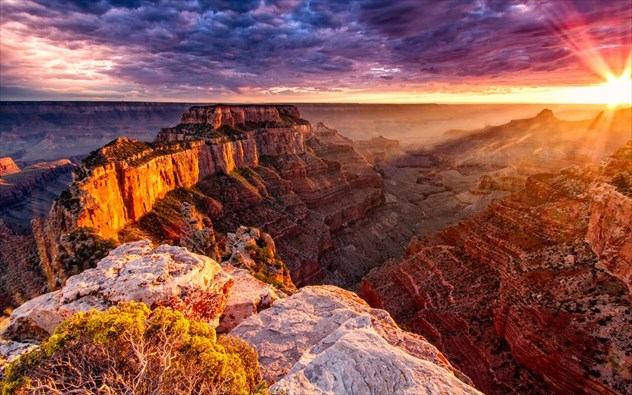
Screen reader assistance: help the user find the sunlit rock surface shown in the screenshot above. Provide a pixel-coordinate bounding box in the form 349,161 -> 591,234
218,264 -> 284,333
0,158 -> 19,177
586,142 -> 632,292
0,340 -> 38,369
232,285 -> 480,394
3,240 -> 233,341
360,142 -> 632,395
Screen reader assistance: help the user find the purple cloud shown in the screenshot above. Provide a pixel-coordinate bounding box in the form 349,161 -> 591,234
0,0 -> 630,100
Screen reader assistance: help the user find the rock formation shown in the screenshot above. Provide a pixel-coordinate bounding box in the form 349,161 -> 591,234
360,142 -> 632,394
232,285 -> 481,394
0,159 -> 75,230
0,158 -> 19,177
586,143 -> 632,291
33,105 -> 388,288
0,340 -> 37,370
1,239 -> 483,395
217,264 -> 284,333
3,240 -> 233,341
226,226 -> 295,293
179,202 -> 220,260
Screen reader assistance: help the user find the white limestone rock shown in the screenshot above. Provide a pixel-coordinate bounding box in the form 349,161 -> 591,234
231,285 -> 478,394
3,240 -> 233,341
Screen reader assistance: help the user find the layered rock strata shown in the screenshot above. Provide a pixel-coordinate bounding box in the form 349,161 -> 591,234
35,105 -> 386,288
0,159 -> 76,229
360,143 -> 632,394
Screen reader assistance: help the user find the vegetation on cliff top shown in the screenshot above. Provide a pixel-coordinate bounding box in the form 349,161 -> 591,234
1,302 -> 267,395
55,228 -> 117,281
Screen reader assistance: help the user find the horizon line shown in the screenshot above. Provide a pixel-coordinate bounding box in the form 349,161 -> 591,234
1,100 -> 628,107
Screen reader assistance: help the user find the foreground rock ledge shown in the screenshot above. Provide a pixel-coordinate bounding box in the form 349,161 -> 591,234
3,240 -> 233,341
232,285 -> 481,395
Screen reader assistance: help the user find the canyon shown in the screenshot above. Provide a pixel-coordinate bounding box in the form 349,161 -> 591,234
1,241 -> 481,394
360,142 -> 632,394
1,103 -> 630,394
0,159 -> 76,230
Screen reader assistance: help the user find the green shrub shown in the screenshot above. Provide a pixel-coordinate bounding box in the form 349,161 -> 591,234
1,302 -> 267,395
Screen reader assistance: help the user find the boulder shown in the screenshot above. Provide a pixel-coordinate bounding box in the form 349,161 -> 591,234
271,315 -> 481,395
3,240 -> 233,341
217,265 -> 284,333
231,285 -> 478,394
0,340 -> 38,370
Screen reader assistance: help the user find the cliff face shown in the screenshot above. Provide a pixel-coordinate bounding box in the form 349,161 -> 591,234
34,105 -> 385,288
3,239 -> 481,395
586,142 -> 632,291
360,143 -> 632,395
179,104 -> 302,127
0,157 -> 19,176
42,116 -> 310,243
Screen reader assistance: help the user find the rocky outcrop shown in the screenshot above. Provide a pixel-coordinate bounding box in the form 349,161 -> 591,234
156,105 -> 311,155
227,226 -> 295,293
31,106 -> 317,280
179,104 -> 303,128
56,138 -> 262,239
1,239 -> 484,395
217,264 -> 284,333
232,285 -> 480,394
360,143 -> 632,395
3,240 -> 233,341
586,142 -> 632,292
33,105 -> 389,288
0,340 -> 38,370
0,157 -> 19,176
179,202 -> 220,260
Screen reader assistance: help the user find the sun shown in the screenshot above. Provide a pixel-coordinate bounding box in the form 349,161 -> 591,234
598,74 -> 632,107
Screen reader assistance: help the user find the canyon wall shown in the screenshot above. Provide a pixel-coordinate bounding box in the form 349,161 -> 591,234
32,105 -> 389,289
360,142 -> 632,395
0,157 -> 20,176
586,143 -> 632,292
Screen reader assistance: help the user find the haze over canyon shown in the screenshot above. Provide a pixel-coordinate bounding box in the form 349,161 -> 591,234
1,0 -> 631,394
0,101 -> 629,395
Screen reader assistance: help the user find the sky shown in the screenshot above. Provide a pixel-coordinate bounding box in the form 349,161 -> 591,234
0,0 -> 631,103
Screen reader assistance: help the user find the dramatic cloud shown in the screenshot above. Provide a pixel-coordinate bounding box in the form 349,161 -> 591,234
0,0 -> 630,101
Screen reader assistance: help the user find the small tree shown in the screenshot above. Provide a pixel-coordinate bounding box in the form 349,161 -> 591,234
1,302 -> 267,395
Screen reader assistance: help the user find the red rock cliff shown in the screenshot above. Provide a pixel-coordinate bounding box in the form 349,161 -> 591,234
33,105 -> 386,289
0,157 -> 20,176
586,142 -> 632,292
33,106 -> 314,279
360,142 -> 632,395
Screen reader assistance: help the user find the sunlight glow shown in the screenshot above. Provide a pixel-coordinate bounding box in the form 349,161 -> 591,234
598,74 -> 632,106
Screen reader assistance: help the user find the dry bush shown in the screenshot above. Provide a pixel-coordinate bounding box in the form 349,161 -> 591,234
1,302 -> 267,395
